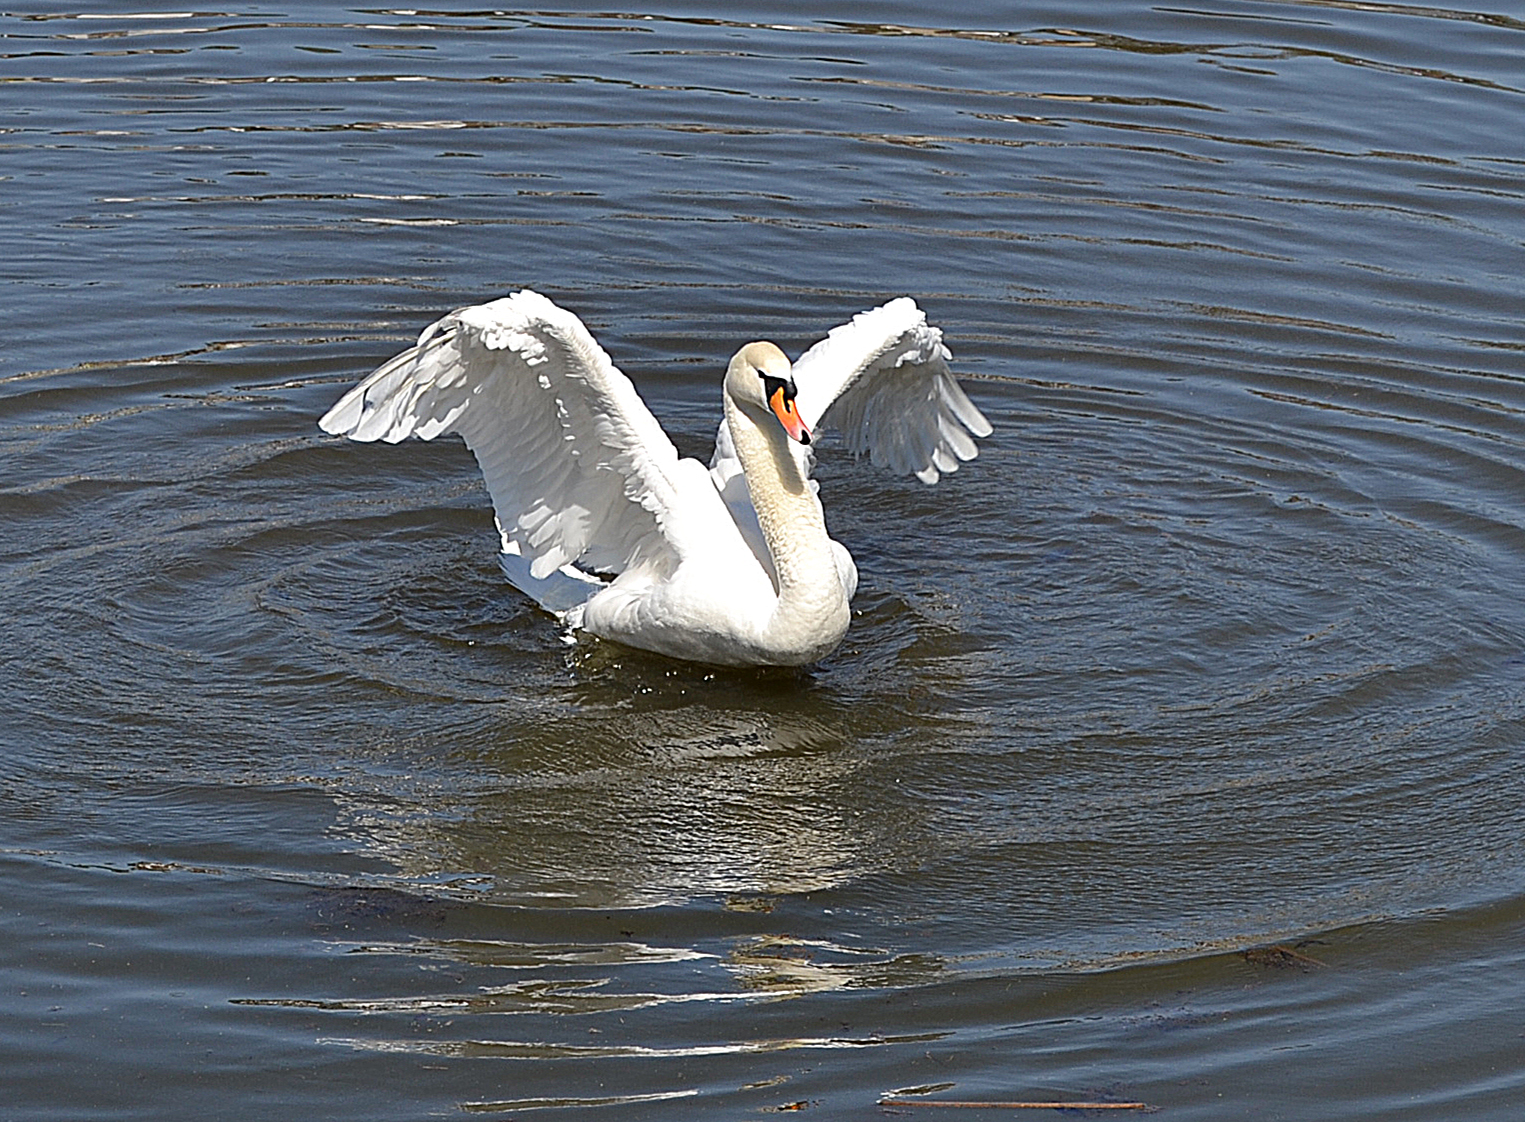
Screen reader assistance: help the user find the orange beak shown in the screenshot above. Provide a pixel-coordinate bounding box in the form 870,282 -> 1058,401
769,384 -> 811,445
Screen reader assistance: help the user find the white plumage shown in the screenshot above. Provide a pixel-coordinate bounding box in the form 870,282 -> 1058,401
319,290 -> 991,667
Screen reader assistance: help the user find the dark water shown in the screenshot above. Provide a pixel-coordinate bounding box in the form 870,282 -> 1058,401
4,3 -> 1525,1118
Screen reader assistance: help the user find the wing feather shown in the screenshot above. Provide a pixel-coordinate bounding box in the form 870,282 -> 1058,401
791,298 -> 992,485
319,290 -> 683,583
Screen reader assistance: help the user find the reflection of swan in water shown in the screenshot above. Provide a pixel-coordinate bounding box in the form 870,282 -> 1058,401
328,702 -> 902,906
319,290 -> 990,667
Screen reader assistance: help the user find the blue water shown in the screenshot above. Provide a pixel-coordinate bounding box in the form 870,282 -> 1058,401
3,3 -> 1524,1119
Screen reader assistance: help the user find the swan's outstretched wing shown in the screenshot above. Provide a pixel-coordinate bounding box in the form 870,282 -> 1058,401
791,298 -> 992,484
319,290 -> 684,584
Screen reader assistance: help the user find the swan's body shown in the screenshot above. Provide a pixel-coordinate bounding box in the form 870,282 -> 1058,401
319,290 -> 990,667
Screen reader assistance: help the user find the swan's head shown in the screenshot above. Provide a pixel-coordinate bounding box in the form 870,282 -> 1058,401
726,341 -> 810,445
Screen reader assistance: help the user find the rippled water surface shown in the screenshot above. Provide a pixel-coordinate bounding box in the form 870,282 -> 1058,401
4,3 -> 1525,1119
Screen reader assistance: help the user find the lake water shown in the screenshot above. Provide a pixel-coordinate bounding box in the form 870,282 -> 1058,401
4,2 -> 1524,1118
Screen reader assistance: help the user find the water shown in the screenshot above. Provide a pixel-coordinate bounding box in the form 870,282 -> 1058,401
3,2 -> 1524,1118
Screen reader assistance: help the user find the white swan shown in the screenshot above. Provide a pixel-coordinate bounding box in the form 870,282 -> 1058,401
319,290 -> 991,667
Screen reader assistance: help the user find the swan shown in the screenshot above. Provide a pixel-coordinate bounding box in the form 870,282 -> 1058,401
319,290 -> 991,667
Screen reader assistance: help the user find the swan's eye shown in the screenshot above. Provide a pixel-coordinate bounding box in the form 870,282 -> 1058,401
761,374 -> 791,401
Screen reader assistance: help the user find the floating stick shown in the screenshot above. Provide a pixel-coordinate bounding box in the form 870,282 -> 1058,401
880,1099 -> 1150,1111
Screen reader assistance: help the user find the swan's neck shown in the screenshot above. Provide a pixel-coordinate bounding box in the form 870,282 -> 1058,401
724,393 -> 851,661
